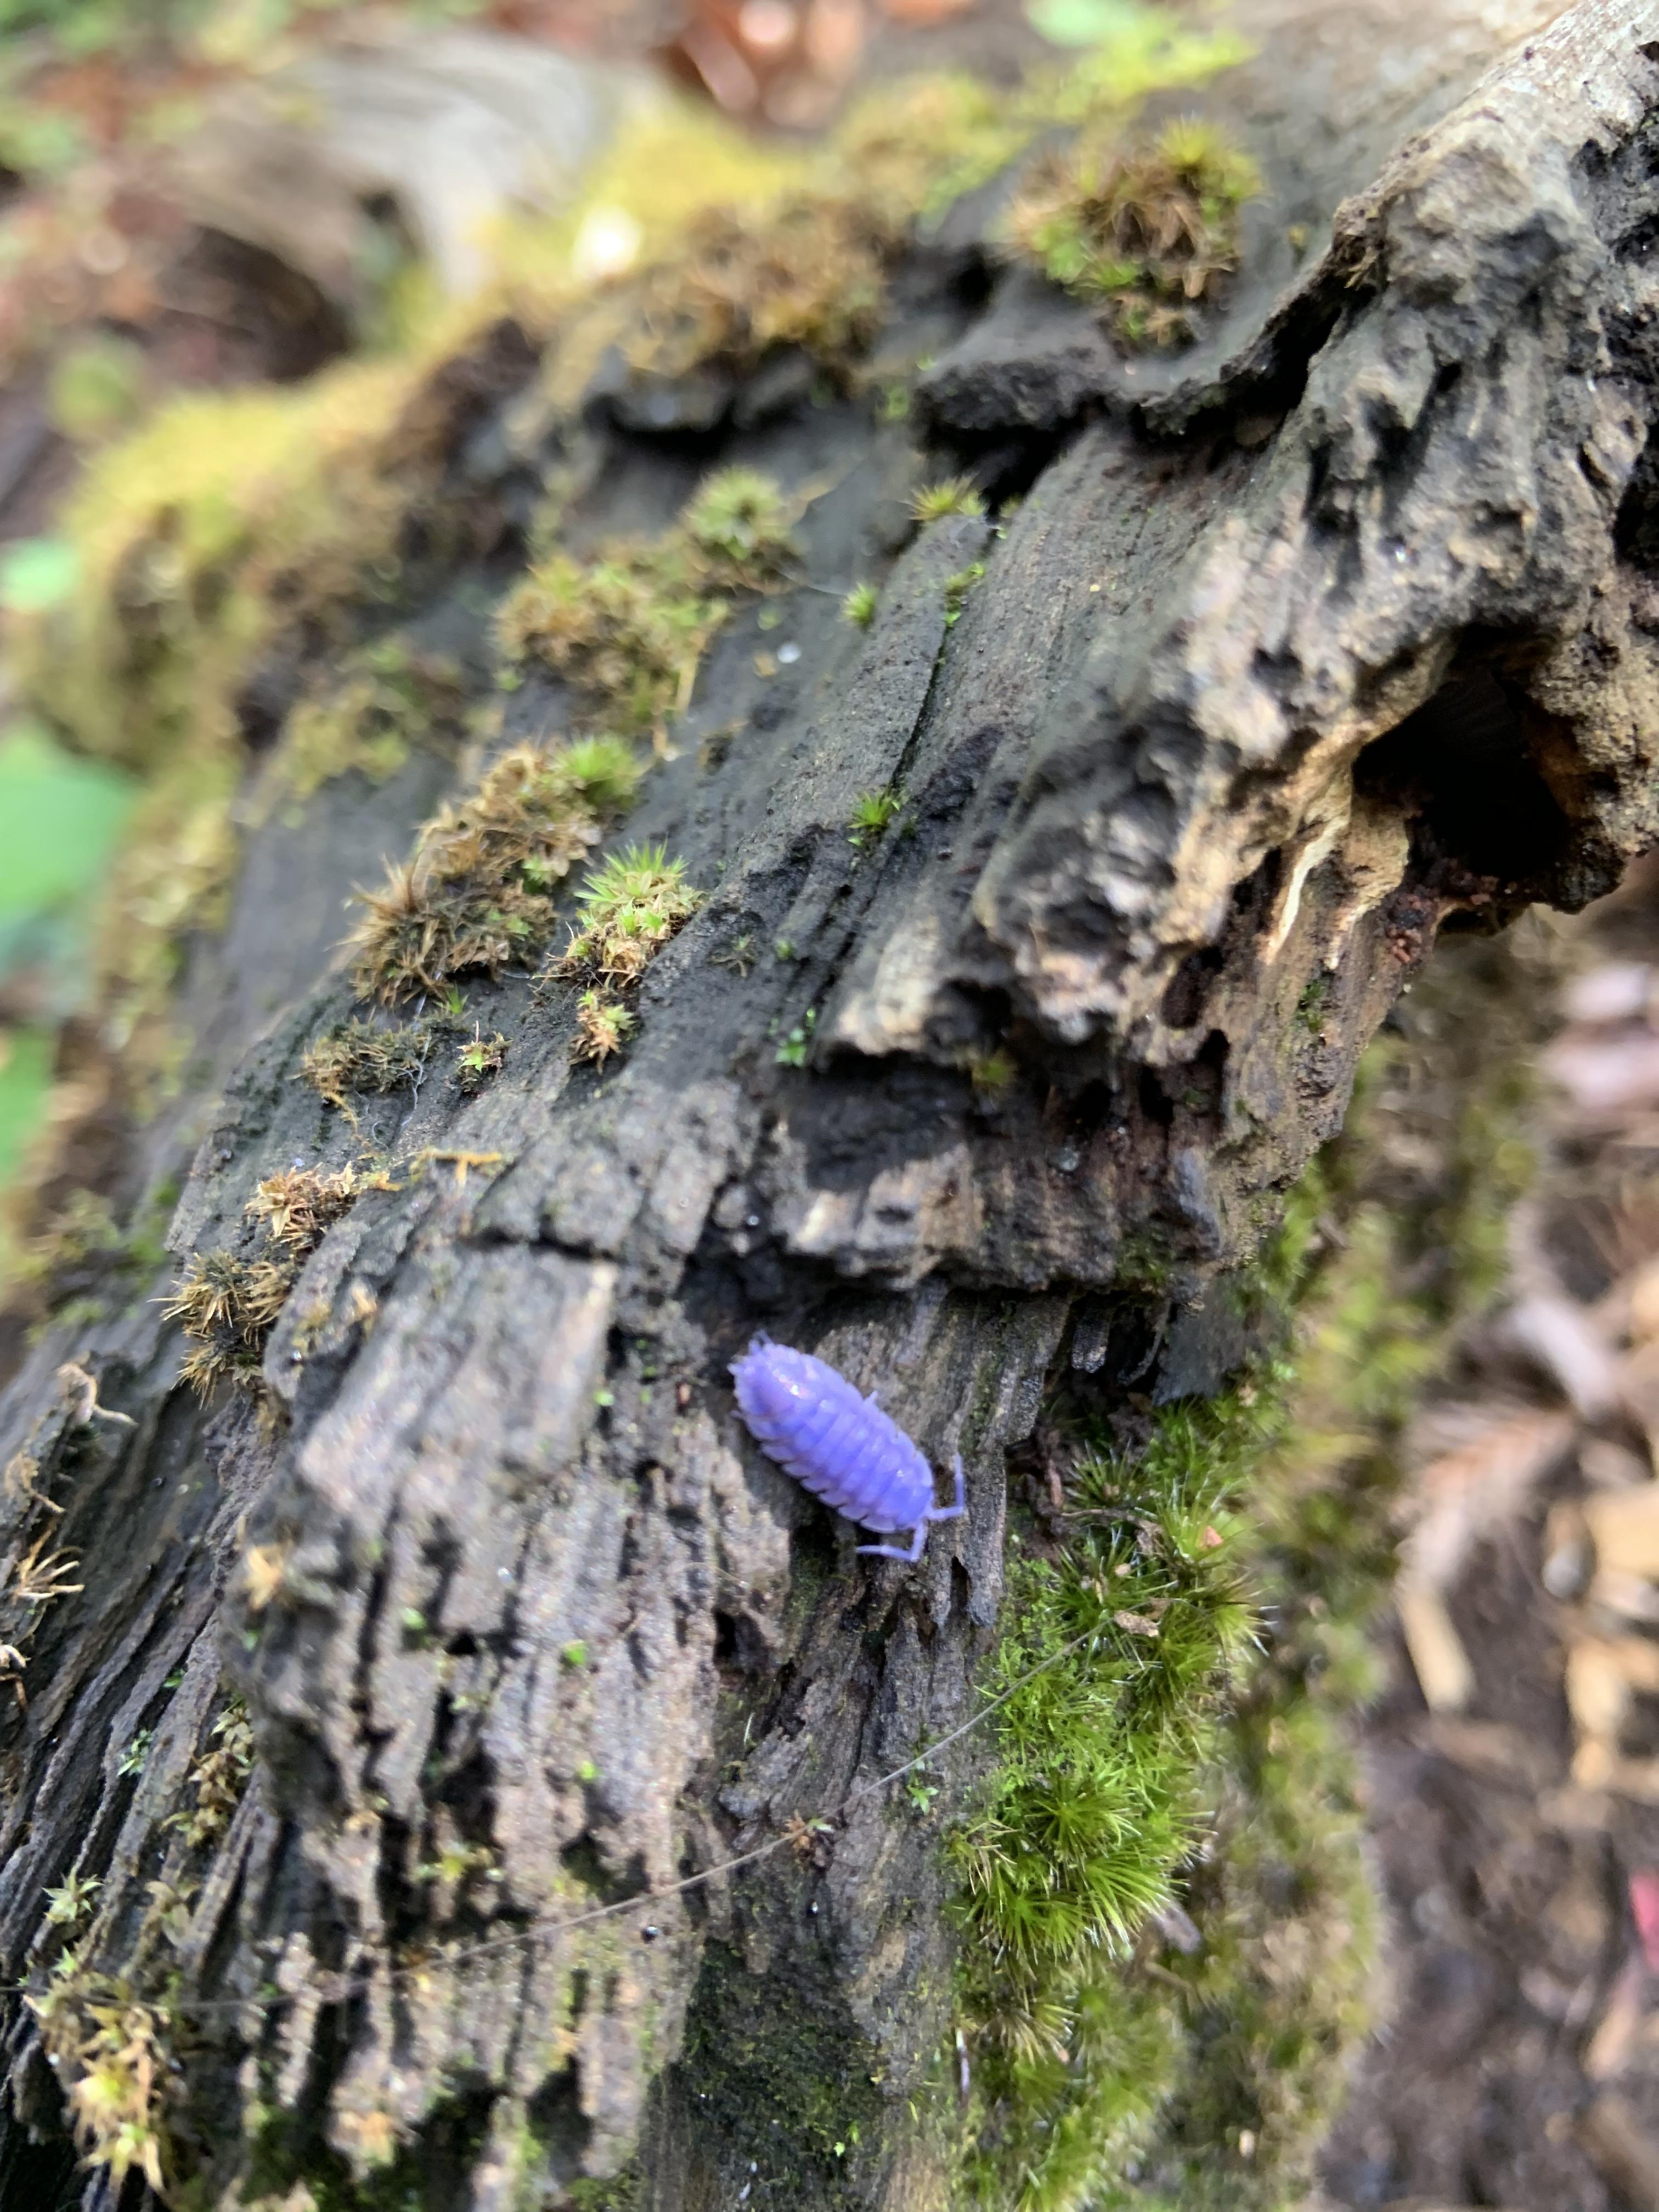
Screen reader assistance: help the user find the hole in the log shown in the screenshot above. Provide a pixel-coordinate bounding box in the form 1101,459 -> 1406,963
1137,1065 -> 1175,1128
713,1605 -> 775,1674
1355,650 -> 1572,888
1616,419 -> 1659,568
1162,943 -> 1224,1029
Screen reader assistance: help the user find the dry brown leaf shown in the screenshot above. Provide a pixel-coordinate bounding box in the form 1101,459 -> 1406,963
1584,1955 -> 1647,2082
1404,1407 -> 1575,1590
1397,1582 -> 1475,1713
1505,1294 -> 1621,1419
1585,1488 -> 1659,1582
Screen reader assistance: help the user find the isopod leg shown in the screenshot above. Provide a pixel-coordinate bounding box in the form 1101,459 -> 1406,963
856,1521 -> 929,1562
926,1454 -> 967,1523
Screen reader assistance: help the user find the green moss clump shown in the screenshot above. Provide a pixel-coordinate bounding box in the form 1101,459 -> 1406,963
495,549 -> 726,740
681,467 -> 798,588
540,196 -> 896,415
848,788 -> 903,848
843,582 -> 878,630
454,1025 -> 507,1095
558,845 -> 701,988
347,737 -> 643,1005
954,934 -> 1545,2210
943,562 -> 986,626
251,637 -> 466,827
495,469 -> 798,738
952,1392 -> 1268,2209
1008,117 -> 1261,348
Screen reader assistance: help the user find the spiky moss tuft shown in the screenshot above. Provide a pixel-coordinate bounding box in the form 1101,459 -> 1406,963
572,991 -> 636,1066
346,738 -> 643,1005
495,549 -> 727,740
848,788 -> 903,847
910,476 -> 985,524
244,1166 -> 362,1254
495,469 -> 799,737
681,467 -> 799,588
1007,116 -> 1261,348
454,1025 -> 507,1095
842,582 -> 879,629
558,845 -> 701,988
953,934 -> 1545,2211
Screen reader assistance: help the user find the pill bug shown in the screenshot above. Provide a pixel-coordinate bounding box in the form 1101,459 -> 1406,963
729,1336 -> 966,1562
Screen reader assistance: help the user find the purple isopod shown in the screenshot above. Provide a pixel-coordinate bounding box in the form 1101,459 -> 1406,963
729,1336 -> 966,1563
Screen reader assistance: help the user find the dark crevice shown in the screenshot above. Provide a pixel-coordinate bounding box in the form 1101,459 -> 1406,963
1355,644 -> 1573,892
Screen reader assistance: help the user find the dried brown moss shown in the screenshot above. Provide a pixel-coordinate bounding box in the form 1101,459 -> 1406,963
1007,117 -> 1261,348
161,1166 -> 369,1397
297,1015 -> 451,1115
346,737 -> 643,1006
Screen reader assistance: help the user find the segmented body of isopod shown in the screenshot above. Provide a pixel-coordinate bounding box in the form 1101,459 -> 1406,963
729,1336 -> 966,1563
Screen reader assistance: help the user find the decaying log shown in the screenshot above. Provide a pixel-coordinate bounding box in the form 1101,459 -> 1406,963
2,0 -> 1658,2205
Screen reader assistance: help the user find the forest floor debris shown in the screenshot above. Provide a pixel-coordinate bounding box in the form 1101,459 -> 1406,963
1319,859 -> 1659,2210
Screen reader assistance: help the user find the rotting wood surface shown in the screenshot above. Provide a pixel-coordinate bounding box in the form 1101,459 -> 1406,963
4,1 -> 1659,2204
